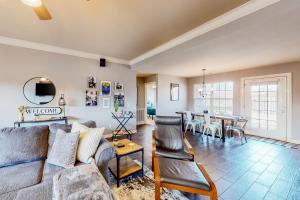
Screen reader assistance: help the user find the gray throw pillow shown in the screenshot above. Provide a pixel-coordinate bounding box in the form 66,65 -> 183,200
48,123 -> 72,153
47,130 -> 80,168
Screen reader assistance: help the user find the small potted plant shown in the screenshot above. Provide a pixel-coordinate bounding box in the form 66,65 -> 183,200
114,99 -> 120,112
114,100 -> 123,118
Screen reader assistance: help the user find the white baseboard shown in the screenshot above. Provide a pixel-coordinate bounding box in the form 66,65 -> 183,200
137,121 -> 146,125
287,139 -> 300,145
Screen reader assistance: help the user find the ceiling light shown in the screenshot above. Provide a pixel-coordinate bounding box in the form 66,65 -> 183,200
199,69 -> 210,99
21,0 -> 42,7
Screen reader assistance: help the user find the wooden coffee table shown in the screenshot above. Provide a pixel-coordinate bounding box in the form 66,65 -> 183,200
108,139 -> 144,187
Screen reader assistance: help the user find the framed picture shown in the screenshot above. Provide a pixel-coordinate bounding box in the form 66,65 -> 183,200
86,89 -> 98,106
102,97 -> 110,109
114,81 -> 124,91
101,81 -> 111,96
170,83 -> 179,101
114,92 -> 125,107
88,76 -> 97,89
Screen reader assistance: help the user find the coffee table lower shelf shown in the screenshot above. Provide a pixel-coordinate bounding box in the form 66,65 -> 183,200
109,156 -> 143,187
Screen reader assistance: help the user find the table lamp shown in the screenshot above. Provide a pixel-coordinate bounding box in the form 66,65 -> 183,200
58,94 -> 66,117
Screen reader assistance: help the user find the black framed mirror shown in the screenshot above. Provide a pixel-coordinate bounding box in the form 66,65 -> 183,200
23,77 -> 56,105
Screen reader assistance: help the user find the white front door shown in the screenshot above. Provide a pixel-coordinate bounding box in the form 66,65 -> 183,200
243,75 -> 288,141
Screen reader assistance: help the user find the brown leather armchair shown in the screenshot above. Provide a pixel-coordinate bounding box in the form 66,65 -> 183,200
152,116 -> 194,169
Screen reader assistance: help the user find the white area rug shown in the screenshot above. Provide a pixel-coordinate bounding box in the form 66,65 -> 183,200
108,161 -> 191,200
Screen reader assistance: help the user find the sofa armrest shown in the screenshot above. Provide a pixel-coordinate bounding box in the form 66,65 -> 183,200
94,138 -> 116,182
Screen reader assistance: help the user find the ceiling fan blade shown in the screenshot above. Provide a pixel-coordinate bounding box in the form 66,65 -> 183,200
33,4 -> 52,20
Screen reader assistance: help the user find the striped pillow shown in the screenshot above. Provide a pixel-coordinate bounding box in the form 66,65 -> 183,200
71,122 -> 104,164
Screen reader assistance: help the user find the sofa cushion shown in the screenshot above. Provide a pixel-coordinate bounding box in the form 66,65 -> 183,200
0,190 -> 18,200
47,130 -> 80,168
42,163 -> 64,182
0,126 -> 49,168
81,120 -> 97,128
0,161 -> 44,195
15,181 -> 53,200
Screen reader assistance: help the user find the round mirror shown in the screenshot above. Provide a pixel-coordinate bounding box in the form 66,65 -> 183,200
23,77 -> 56,105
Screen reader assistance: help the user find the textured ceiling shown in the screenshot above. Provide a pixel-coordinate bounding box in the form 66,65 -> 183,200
0,0 -> 249,60
132,0 -> 300,77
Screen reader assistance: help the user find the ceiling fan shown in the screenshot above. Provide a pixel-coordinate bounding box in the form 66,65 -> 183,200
21,0 -> 52,20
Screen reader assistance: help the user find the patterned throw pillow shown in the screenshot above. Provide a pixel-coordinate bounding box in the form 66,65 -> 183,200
47,129 -> 80,168
71,122 -> 104,164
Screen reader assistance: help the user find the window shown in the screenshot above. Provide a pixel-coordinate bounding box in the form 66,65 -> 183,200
193,81 -> 233,115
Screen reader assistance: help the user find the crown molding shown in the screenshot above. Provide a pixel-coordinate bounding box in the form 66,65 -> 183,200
0,36 -> 130,65
130,0 -> 280,66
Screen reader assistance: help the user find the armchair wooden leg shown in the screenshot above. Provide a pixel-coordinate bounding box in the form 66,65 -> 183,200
211,192 -> 218,200
155,181 -> 160,200
152,155 -> 154,171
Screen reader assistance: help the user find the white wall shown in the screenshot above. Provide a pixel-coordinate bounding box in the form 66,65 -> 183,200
0,45 -> 137,133
156,74 -> 188,116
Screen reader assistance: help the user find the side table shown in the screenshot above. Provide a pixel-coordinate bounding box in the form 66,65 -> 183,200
108,139 -> 144,187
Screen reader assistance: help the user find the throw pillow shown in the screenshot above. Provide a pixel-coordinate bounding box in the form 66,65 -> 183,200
47,129 -> 80,168
71,121 -> 104,164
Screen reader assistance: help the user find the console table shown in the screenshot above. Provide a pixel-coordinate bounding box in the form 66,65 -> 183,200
14,117 -> 68,128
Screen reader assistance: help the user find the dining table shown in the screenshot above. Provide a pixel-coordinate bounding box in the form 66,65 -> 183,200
176,111 -> 237,142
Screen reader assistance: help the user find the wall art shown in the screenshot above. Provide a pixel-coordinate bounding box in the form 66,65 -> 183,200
102,97 -> 110,109
170,83 -> 179,101
114,92 -> 125,107
101,81 -> 111,96
114,81 -> 124,91
88,76 -> 97,89
86,89 -> 98,106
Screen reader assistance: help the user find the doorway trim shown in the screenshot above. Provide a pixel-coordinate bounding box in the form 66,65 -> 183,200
240,73 -> 292,142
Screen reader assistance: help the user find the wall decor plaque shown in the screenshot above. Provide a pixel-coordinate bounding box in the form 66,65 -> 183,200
25,107 -> 63,116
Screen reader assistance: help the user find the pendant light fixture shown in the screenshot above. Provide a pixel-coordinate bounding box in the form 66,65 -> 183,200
199,69 -> 209,98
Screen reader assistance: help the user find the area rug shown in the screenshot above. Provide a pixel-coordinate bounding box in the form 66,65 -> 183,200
108,161 -> 190,200
247,135 -> 300,150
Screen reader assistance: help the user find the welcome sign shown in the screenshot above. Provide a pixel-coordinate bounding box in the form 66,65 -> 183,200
25,107 -> 63,116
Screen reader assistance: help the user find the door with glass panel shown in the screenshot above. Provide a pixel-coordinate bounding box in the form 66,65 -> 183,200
243,77 -> 287,140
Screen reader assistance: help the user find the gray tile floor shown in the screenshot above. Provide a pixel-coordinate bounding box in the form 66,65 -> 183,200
132,125 -> 300,200
190,135 -> 300,200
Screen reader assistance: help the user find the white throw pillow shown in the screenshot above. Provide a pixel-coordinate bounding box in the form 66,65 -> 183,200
71,121 -> 104,163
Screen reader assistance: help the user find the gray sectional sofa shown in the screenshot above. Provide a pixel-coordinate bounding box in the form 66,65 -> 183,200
0,121 -> 115,200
